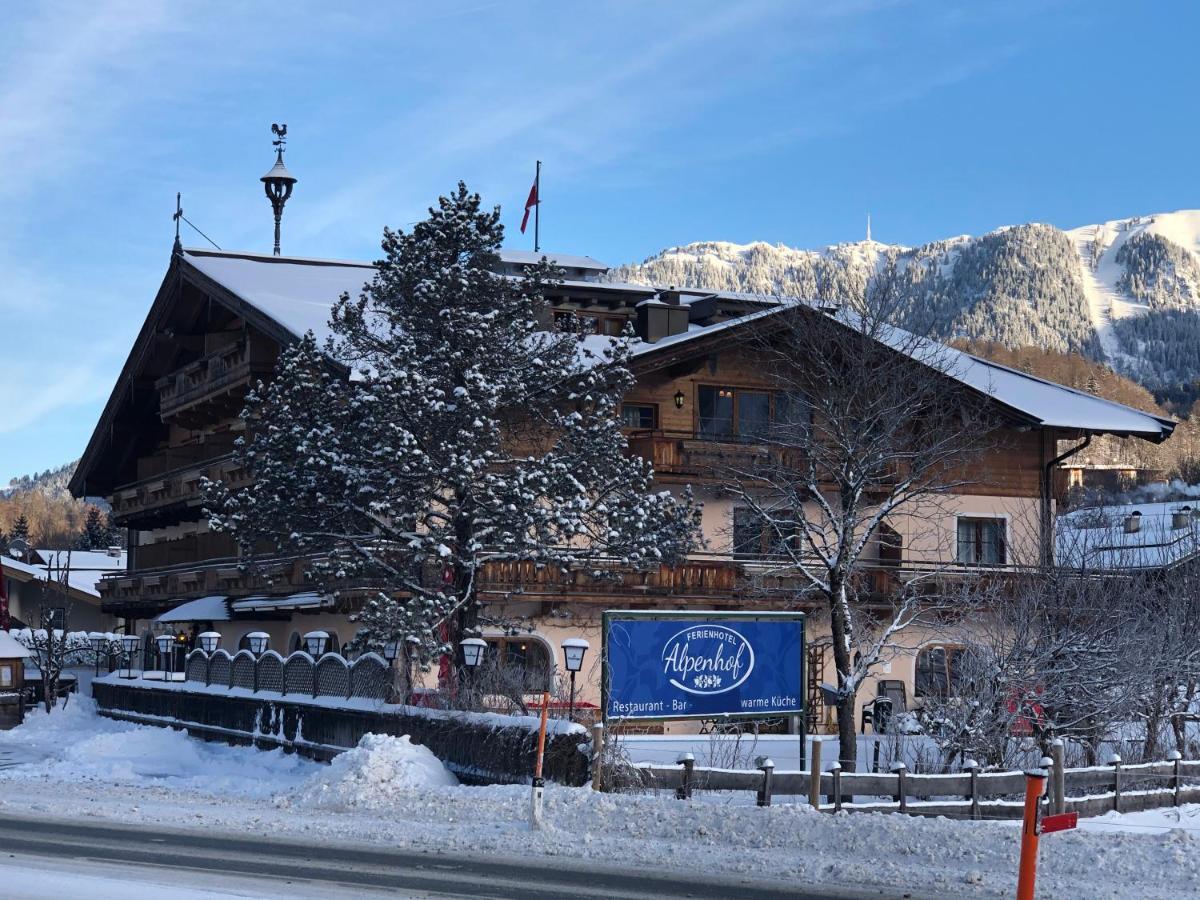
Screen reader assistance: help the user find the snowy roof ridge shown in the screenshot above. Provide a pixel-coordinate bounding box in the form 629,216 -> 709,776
180,250 -> 1173,440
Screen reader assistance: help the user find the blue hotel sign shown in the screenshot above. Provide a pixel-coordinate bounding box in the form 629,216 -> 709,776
602,611 -> 805,721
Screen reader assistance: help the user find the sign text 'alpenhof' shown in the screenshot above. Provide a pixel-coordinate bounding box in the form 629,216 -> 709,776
602,612 -> 805,721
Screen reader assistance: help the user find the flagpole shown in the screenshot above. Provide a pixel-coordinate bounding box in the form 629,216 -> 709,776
534,160 -> 541,254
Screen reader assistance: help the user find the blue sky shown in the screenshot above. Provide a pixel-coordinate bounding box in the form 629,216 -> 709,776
2,0 -> 1198,485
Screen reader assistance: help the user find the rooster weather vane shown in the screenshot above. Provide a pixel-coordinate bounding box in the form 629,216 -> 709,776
261,123 -> 297,256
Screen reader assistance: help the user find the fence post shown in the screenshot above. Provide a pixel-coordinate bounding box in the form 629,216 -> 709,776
964,758 -> 980,821
204,652 -> 211,688
808,738 -> 823,809
591,723 -> 605,792
1050,740 -> 1066,815
891,761 -> 907,813
1169,750 -> 1182,807
1039,756 -> 1054,816
676,752 -> 694,800
756,756 -> 775,808
831,762 -> 842,813
1109,753 -> 1122,813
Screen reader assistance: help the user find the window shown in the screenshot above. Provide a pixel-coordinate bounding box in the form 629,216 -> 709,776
698,386 -> 810,441
956,517 -> 1006,565
0,665 -> 11,688
732,506 -> 796,559
621,404 -> 657,430
698,386 -> 735,438
915,646 -> 971,699
483,636 -> 552,692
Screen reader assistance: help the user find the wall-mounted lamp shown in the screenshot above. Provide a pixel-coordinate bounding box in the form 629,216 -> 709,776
673,390 -> 685,409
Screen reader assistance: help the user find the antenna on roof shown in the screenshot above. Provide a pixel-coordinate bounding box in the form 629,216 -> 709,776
172,193 -> 222,251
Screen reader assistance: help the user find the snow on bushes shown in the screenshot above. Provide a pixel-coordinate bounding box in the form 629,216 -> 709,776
293,733 -> 457,809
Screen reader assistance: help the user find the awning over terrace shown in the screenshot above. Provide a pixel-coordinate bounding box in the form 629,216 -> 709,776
155,595 -> 230,623
230,592 -> 327,613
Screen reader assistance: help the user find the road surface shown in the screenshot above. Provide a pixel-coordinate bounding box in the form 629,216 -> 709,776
0,813 -> 925,899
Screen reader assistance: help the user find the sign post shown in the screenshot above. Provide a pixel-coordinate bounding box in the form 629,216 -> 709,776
602,610 -> 805,763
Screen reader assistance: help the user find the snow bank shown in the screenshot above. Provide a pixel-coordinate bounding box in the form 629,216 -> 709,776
293,733 -> 457,809
0,696 -> 318,799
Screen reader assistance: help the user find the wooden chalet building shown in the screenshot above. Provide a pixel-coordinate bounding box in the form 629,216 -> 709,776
70,245 -> 1175,732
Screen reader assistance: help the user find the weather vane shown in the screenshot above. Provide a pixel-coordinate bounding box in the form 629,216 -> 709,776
261,123 -> 297,256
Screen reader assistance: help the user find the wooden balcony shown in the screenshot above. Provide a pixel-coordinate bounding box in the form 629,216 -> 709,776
100,555 -> 311,614
111,454 -> 251,526
477,558 -> 745,601
155,339 -> 274,422
625,429 -> 806,481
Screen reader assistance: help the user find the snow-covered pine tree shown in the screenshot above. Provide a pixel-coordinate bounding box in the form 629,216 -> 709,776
208,183 -> 699,661
77,507 -> 106,550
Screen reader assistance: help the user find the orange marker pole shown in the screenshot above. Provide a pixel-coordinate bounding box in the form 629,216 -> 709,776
531,690 -> 550,829
1017,769 -> 1047,900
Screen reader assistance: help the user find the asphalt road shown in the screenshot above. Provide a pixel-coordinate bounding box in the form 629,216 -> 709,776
0,813 -> 924,899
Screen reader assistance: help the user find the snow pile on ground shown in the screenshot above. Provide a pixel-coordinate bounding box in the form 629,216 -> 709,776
0,696 -> 317,798
292,733 -> 457,809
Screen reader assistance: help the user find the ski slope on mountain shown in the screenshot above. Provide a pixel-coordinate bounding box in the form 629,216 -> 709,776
615,209 -> 1200,391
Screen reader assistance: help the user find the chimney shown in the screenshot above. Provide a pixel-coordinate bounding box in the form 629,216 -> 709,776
635,287 -> 690,343
107,545 -> 123,558
1124,511 -> 1142,534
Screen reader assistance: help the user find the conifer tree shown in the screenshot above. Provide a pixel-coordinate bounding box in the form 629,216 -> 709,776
208,184 -> 699,657
10,514 -> 30,544
77,507 -> 107,550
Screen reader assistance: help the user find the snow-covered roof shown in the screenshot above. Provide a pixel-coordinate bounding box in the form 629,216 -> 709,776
1,551 -> 122,602
1057,501 -> 1200,570
630,304 -> 1175,440
184,250 -> 373,345
155,595 -> 230,624
181,250 -> 1173,441
34,549 -> 128,599
0,632 -> 31,660
498,250 -> 608,271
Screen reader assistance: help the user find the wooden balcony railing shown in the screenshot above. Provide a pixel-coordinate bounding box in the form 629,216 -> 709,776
625,430 -> 814,480
100,555 -> 310,609
111,453 -> 251,524
155,340 -> 274,418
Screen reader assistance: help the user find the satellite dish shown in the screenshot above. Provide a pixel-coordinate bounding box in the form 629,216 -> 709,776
6,538 -> 29,561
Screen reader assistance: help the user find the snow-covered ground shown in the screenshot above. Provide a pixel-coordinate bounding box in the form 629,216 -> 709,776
0,699 -> 1198,898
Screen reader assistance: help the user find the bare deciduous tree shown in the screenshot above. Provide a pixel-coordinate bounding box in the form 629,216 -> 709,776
720,301 -> 999,770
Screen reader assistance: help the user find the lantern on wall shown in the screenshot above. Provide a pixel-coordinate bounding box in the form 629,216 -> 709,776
460,637 -> 487,669
674,390 -> 686,409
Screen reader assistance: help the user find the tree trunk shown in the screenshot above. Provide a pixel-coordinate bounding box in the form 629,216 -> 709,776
828,571 -> 858,772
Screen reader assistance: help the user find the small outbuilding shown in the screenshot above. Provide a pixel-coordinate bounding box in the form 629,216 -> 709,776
0,632 -> 31,728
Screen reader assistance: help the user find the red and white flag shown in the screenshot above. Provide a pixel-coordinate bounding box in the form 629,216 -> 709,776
520,178 -> 539,234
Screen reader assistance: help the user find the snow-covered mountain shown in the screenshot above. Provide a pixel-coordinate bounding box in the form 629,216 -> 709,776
612,210 -> 1200,398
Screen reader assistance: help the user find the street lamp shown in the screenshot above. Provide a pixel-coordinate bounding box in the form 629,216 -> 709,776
561,638 -> 590,723
460,637 -> 487,710
460,637 -> 487,669
120,634 -> 140,679
303,630 -> 330,658
382,638 -> 401,663
88,632 -> 107,678
154,634 -> 174,680
246,632 -> 270,656
197,631 -> 221,654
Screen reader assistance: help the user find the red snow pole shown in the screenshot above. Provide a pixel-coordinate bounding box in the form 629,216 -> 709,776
1016,768 -> 1046,900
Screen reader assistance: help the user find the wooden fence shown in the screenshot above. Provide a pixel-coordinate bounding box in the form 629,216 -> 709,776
594,729 -> 1200,820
